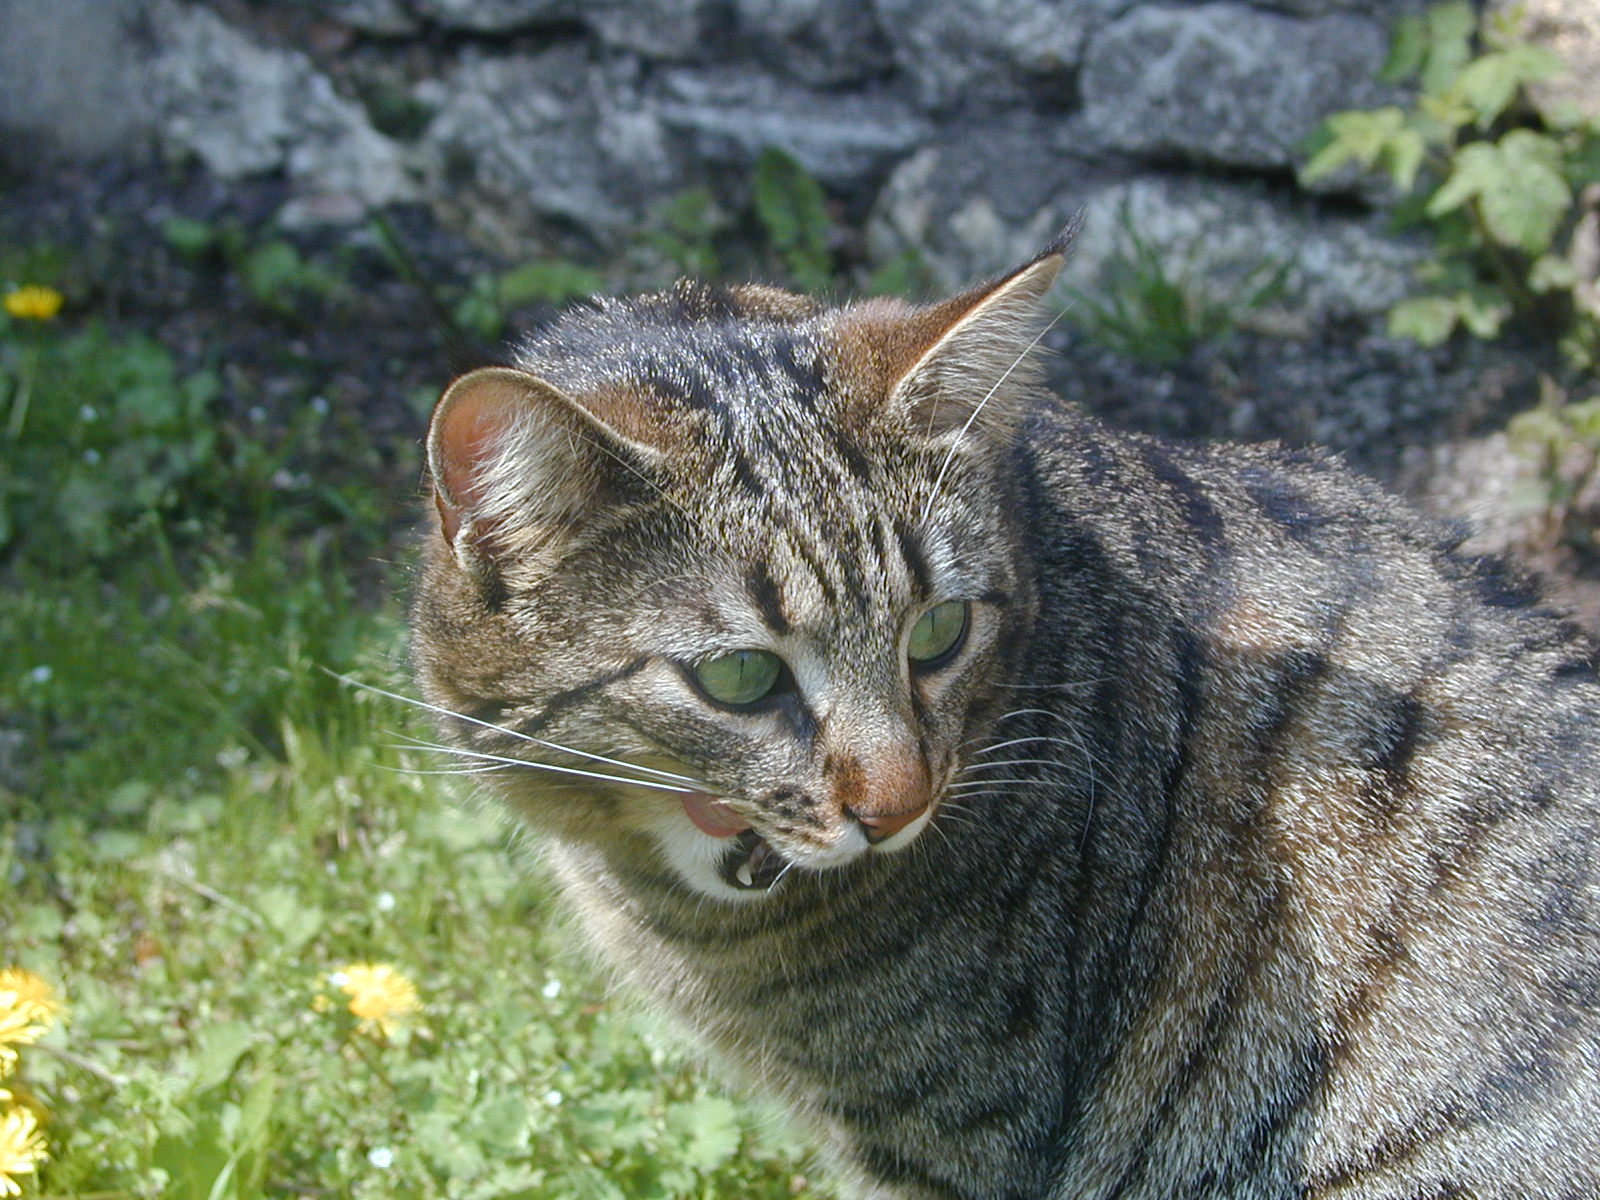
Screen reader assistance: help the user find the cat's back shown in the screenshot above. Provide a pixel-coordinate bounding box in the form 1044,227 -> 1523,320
1014,400 -> 1600,1198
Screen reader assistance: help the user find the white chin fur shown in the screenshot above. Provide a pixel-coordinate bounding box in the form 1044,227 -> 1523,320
645,810 -> 766,902
643,807 -> 931,901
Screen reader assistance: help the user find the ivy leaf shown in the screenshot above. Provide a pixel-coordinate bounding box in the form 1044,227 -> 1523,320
1529,253 -> 1581,293
1454,45 -> 1563,129
1386,127 -> 1428,194
1300,108 -> 1409,183
1427,132 -> 1569,254
1455,286 -> 1513,338
1480,131 -> 1570,254
1426,141 -> 1500,216
1380,13 -> 1428,84
1388,295 -> 1461,345
1419,1 -> 1477,98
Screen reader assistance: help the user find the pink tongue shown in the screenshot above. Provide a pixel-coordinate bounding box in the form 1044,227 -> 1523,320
680,791 -> 753,838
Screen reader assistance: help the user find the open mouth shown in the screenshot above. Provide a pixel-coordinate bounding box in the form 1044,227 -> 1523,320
717,830 -> 788,891
679,792 -> 789,892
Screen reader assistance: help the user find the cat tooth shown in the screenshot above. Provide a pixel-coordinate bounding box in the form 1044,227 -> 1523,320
736,860 -> 755,888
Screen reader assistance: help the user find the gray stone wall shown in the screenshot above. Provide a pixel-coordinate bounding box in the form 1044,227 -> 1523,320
2,0 -> 1429,305
8,0 -> 1591,490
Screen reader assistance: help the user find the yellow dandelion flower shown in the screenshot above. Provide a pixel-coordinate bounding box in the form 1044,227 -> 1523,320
0,971 -> 58,1027
329,964 -> 419,1038
0,1105 -> 47,1198
0,970 -> 57,1077
2,286 -> 63,322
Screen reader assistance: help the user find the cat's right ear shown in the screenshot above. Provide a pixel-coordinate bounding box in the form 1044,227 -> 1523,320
426,366 -> 662,577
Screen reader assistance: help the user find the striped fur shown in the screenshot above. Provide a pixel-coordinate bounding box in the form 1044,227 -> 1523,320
411,244 -> 1600,1199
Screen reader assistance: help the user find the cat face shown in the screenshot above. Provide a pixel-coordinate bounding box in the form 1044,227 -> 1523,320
412,248 -> 1065,901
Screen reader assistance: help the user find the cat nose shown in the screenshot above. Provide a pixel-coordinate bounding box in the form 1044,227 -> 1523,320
848,752 -> 932,843
857,806 -> 928,842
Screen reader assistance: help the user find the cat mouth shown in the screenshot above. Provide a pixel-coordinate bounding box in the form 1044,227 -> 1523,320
718,829 -> 788,891
679,791 -> 788,891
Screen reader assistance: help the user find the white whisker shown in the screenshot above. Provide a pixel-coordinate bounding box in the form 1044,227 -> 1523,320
958,756 -> 1065,773
384,738 -> 697,795
330,672 -> 706,787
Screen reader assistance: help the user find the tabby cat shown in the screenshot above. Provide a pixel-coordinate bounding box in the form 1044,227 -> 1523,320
410,237 -> 1600,1199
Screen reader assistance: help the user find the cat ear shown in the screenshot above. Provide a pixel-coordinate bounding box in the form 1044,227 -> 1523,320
427,366 -> 662,571
888,230 -> 1073,438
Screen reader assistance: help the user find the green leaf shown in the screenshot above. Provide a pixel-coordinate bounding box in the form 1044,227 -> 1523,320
1419,1 -> 1478,98
163,217 -> 219,259
1565,134 -> 1600,188
664,1095 -> 744,1174
1380,13 -> 1428,84
1480,131 -> 1570,254
1529,253 -> 1581,293
1386,127 -> 1428,194
187,1020 -> 257,1093
1454,45 -> 1564,129
253,885 -> 325,951
1426,141 -> 1501,216
1423,130 -> 1570,254
752,147 -> 835,292
497,260 -> 605,308
1301,108 -> 1411,183
1456,286 -> 1512,338
1388,295 -> 1462,345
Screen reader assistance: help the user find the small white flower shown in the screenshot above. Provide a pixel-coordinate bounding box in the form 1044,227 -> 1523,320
375,891 -> 396,913
541,978 -> 562,1000
543,1089 -> 564,1107
328,971 -> 351,989
249,406 -> 267,423
83,448 -> 101,464
28,665 -> 52,685
79,404 -> 98,422
367,1146 -> 395,1169
311,395 -> 330,415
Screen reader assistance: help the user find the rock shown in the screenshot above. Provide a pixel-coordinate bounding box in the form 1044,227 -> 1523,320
733,0 -> 895,86
872,0 -> 1131,110
584,0 -> 722,60
313,0 -> 421,35
407,0 -> 576,32
1251,0 -> 1429,14
1059,176 -> 1422,328
142,0 -> 415,223
0,0 -> 156,160
1080,3 -> 1391,170
865,119 -> 1107,288
1506,0 -> 1600,123
655,67 -> 931,191
417,47 -> 680,251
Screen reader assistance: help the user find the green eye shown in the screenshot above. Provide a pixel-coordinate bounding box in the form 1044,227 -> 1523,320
694,649 -> 784,707
907,601 -> 969,667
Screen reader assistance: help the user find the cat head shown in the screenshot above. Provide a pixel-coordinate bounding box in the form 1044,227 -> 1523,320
412,238 -> 1068,902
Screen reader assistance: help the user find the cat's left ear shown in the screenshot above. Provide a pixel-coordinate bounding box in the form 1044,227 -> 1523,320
426,365 -> 665,575
885,229 -> 1073,438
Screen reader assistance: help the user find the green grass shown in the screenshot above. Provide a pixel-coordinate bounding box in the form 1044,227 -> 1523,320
0,247 -> 837,1196
6,685 -> 835,1198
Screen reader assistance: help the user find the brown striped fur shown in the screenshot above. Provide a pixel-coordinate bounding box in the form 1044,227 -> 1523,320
410,239 -> 1600,1199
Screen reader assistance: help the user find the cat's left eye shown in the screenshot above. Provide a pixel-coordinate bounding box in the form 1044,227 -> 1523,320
694,649 -> 785,708
907,601 -> 969,669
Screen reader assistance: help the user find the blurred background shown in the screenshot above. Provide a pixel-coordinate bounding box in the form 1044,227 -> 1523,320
0,0 -> 1596,1196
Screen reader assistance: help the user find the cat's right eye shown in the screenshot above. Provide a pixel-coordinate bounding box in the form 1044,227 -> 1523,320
694,649 -> 784,708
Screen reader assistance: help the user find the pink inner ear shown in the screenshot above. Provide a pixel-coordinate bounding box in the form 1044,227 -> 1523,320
431,376 -> 520,546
